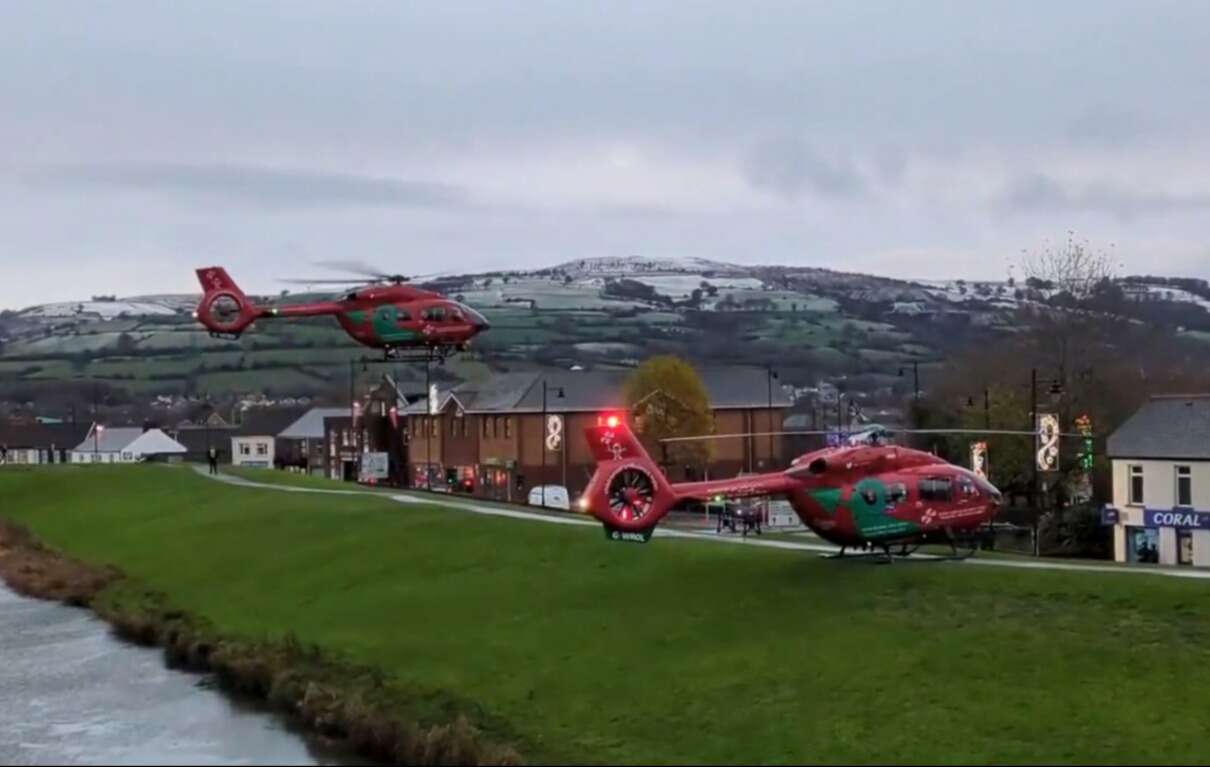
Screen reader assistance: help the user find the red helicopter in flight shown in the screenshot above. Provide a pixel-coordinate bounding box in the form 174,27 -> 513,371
194,261 -> 490,360
580,416 -> 1004,559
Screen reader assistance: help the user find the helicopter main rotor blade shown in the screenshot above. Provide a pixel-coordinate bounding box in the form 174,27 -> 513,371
311,259 -> 391,280
409,270 -> 459,282
659,427 -> 1093,443
278,278 -> 370,285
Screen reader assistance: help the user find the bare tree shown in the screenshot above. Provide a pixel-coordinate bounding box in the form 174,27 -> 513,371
1020,231 -> 1119,299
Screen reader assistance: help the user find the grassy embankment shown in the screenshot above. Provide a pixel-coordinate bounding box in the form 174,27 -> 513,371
3,464 -> 1210,764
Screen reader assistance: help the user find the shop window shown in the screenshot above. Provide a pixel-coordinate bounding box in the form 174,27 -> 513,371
1176,466 -> 1192,507
1129,465 -> 1144,505
919,478 -> 952,502
504,417 -> 512,438
256,443 -> 269,456
240,443 -> 251,456
1127,527 -> 1159,563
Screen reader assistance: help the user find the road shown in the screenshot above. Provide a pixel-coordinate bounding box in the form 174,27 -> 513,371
197,467 -> 1210,581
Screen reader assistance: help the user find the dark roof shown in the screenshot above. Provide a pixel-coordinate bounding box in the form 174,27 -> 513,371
1107,395 -> 1210,460
402,366 -> 791,414
0,421 -> 90,450
172,425 -> 238,454
235,407 -> 309,437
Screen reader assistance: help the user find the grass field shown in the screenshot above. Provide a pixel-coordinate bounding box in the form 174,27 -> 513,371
3,465 -> 1210,764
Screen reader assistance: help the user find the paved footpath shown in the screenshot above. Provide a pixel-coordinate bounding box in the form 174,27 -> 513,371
195,467 -> 1210,581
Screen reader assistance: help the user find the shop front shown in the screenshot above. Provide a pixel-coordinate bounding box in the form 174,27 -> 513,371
1107,506 -> 1210,567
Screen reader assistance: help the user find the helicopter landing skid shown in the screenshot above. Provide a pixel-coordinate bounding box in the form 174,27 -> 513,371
380,346 -> 456,364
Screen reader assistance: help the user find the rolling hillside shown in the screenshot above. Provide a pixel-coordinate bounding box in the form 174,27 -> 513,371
2,257 -> 1208,417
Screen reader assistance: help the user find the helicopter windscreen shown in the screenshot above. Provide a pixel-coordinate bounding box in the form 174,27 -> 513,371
457,304 -> 490,328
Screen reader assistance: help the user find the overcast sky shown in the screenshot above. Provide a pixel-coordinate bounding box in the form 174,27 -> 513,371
4,1 -> 1210,308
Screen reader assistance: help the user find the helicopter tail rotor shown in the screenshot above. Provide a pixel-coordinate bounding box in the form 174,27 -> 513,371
580,416 -> 678,543
194,267 -> 260,336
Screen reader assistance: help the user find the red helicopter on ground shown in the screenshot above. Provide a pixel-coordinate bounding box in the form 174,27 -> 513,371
194,261 -> 490,361
580,416 -> 1004,559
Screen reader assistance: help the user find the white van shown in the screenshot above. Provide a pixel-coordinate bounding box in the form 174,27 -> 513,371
528,485 -> 571,510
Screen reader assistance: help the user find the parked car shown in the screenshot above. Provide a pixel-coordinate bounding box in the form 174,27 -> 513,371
528,485 -> 571,510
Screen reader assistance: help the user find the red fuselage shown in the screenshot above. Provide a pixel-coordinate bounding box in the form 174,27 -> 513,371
582,423 -> 1003,547
194,267 -> 489,351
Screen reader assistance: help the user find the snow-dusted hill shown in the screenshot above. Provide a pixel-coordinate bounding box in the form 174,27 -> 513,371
18,300 -> 181,319
551,255 -> 744,278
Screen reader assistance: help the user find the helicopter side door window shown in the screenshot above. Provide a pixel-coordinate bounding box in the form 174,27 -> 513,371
395,308 -> 411,326
919,478 -> 953,502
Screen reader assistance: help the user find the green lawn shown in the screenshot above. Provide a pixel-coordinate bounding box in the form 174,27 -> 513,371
3,465 -> 1210,764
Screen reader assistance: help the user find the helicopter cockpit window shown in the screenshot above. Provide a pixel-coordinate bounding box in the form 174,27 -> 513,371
919,478 -> 953,502
448,307 -> 465,322
958,477 -> 978,497
887,482 -> 908,505
421,306 -> 446,322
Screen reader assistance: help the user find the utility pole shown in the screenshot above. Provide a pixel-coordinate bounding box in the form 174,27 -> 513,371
766,366 -> 776,469
424,356 -> 431,490
1030,367 -> 1040,557
541,379 -> 548,507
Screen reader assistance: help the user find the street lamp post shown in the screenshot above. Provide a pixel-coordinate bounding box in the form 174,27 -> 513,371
540,379 -> 566,507
766,366 -> 778,469
424,356 -> 432,489
898,362 -> 920,428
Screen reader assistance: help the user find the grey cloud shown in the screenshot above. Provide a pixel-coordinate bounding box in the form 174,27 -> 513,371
24,163 -> 472,210
1065,104 -> 1154,147
998,172 -> 1210,219
744,138 -> 865,201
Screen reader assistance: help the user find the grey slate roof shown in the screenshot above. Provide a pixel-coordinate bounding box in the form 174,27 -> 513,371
235,407 -> 309,437
400,366 -> 790,415
279,408 -> 352,440
0,422 -> 89,450
1107,395 -> 1210,460
71,426 -> 144,453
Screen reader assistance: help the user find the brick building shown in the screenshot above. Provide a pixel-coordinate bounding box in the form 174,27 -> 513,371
351,367 -> 790,502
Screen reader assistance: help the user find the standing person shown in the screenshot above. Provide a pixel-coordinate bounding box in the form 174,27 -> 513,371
0,444 -> 7,465
207,446 -> 218,475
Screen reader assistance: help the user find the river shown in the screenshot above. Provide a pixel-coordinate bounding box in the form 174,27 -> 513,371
0,585 -> 352,765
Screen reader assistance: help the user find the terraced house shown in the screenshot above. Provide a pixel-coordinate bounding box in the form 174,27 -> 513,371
368,367 -> 792,502
1106,395 -> 1210,567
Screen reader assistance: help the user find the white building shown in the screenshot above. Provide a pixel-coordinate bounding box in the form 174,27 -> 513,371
230,408 -> 306,469
231,434 -> 274,468
1105,395 -> 1210,567
70,426 -> 187,464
